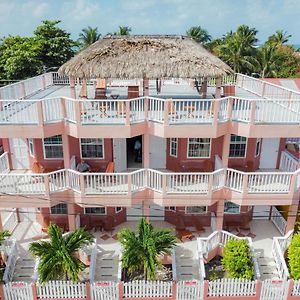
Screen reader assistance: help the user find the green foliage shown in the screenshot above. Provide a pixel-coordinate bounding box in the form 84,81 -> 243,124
186,26 -> 212,44
0,36 -> 43,80
288,232 -> 300,280
0,230 -> 11,245
118,217 -> 176,280
78,26 -> 101,49
29,224 -> 94,283
34,20 -> 77,69
221,239 -> 254,280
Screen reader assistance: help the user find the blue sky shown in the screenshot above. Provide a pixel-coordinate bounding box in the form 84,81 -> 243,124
1,0 -> 300,44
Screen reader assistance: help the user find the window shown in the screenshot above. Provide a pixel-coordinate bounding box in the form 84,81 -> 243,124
224,201 -> 240,214
185,206 -> 207,214
229,135 -> 247,158
43,135 -> 63,159
115,207 -> 123,213
51,203 -> 68,215
255,138 -> 262,157
168,206 -> 176,212
80,138 -> 104,159
170,138 -> 178,157
187,138 -> 211,158
84,207 -> 106,215
28,139 -> 35,157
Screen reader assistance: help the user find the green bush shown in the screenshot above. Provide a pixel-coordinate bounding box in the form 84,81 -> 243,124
221,239 -> 254,280
288,232 -> 300,280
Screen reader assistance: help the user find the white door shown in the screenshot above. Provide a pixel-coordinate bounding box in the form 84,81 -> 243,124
9,138 -> 30,169
149,204 -> 165,221
113,138 -> 127,172
127,204 -> 143,221
149,136 -> 166,169
259,138 -> 280,169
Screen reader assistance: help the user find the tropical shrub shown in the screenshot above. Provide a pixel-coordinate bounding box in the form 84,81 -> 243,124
288,232 -> 300,280
222,239 -> 254,280
29,224 -> 94,283
118,217 -> 177,280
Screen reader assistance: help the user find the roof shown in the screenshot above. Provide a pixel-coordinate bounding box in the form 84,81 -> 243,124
59,35 -> 232,79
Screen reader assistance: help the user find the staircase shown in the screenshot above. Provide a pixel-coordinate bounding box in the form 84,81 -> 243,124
93,246 -> 120,281
12,255 -> 35,282
175,245 -> 200,280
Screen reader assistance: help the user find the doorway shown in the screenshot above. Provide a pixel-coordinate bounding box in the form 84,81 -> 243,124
259,138 -> 280,169
127,135 -> 143,169
9,138 -> 30,169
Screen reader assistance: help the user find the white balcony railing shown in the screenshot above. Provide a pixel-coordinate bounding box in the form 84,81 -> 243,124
0,95 -> 300,126
0,168 -> 298,197
0,152 -> 9,173
280,150 -> 298,172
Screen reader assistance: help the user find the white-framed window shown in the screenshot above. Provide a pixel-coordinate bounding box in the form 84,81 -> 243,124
84,207 -> 106,215
255,138 -> 262,157
28,138 -> 35,157
51,203 -> 68,215
80,138 -> 104,159
224,201 -> 240,214
168,206 -> 176,212
170,138 -> 178,157
187,138 -> 211,158
115,207 -> 123,213
43,135 -> 63,159
185,206 -> 207,214
229,135 -> 247,158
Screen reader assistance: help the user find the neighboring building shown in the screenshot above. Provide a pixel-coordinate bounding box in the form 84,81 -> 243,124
0,36 -> 299,236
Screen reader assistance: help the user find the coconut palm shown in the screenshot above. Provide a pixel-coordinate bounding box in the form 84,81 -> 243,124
267,30 -> 292,47
118,217 -> 176,280
117,26 -> 132,36
29,224 -> 94,283
78,26 -> 101,48
219,25 -> 258,74
186,26 -> 211,44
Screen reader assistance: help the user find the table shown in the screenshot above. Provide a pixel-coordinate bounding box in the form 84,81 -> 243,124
177,229 -> 194,241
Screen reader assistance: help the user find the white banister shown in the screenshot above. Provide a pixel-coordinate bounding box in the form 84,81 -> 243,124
0,152 -> 9,173
280,150 -> 298,172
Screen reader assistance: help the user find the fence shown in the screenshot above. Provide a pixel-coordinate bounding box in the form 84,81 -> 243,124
36,281 -> 86,298
280,150 -> 299,172
123,280 -> 173,298
91,281 -> 119,300
0,152 -> 9,173
270,206 -> 287,235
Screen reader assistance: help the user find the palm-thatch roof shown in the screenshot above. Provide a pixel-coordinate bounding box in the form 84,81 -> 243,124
59,35 -> 232,79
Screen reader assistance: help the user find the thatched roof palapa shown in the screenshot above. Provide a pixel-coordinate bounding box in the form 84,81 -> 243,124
59,35 -> 232,79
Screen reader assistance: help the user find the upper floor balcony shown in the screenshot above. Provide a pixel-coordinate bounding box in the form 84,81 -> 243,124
0,151 -> 299,208
0,73 -> 299,139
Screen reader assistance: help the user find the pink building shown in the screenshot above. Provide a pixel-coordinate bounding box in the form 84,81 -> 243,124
0,36 -> 299,237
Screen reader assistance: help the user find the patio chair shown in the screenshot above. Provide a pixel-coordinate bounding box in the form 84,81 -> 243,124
117,101 -> 127,117
95,88 -> 107,99
175,214 -> 186,231
194,218 -> 206,234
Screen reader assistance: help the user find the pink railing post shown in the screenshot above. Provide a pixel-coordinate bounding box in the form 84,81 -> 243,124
162,173 -> 167,197
118,281 -> 124,299
36,101 -> 44,126
144,96 -> 149,119
213,99 -> 220,127
74,100 -> 81,125
125,101 -> 131,125
31,282 -> 38,300
85,281 -> 92,300
171,281 -> 177,300
203,280 -> 209,300
255,280 -> 262,300
0,283 -> 5,300
226,97 -> 233,121
127,174 -> 132,197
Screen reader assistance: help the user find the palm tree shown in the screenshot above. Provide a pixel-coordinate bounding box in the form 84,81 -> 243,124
118,217 -> 176,280
255,45 -> 281,77
0,230 -> 10,244
29,224 -> 94,283
219,25 -> 258,74
117,26 -> 132,36
267,30 -> 292,47
78,26 -> 101,48
186,26 -> 211,44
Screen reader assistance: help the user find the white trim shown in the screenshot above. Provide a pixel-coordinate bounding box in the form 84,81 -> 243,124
115,207 -> 123,214
169,138 -> 178,158
187,138 -> 211,159
229,135 -> 248,158
28,138 -> 35,157
185,206 -> 207,214
43,135 -> 63,160
80,138 -> 105,160
255,138 -> 262,157
84,207 -> 107,215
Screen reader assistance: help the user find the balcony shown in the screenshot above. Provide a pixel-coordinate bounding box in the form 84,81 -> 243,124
0,152 -> 299,208
0,73 -> 299,138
